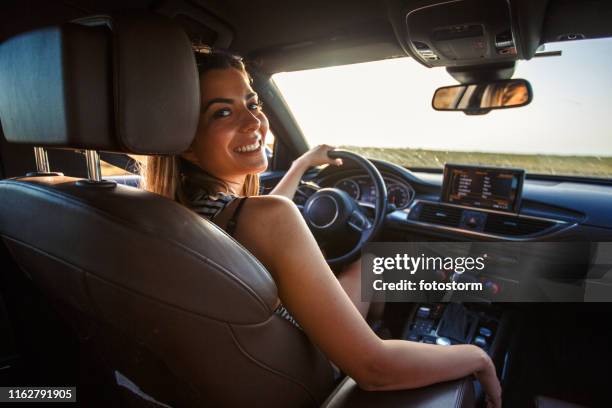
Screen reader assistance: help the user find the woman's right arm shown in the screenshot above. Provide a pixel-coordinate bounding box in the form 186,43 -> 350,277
269,144 -> 343,199
231,195 -> 501,407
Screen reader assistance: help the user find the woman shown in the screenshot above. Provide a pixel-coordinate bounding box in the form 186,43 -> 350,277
141,50 -> 502,407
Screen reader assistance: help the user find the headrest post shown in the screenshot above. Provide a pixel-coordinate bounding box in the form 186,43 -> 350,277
33,147 -> 50,173
85,150 -> 102,181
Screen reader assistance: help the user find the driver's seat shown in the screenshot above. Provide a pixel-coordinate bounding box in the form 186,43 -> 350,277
0,15 -> 335,407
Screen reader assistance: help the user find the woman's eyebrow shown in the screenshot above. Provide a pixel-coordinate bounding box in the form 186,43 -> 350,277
202,93 -> 258,113
202,97 -> 233,113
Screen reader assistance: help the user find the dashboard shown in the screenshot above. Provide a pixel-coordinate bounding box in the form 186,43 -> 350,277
289,159 -> 612,243
277,160 -> 612,303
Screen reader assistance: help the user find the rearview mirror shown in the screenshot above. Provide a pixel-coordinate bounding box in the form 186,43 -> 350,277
432,79 -> 532,115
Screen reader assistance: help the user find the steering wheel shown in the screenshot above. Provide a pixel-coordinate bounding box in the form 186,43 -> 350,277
301,150 -> 387,267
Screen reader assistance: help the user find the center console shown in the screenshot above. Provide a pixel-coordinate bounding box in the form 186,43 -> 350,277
395,163 -> 570,241
399,302 -> 511,406
402,303 -> 505,357
441,164 -> 524,213
322,376 -> 475,408
323,303 -> 513,408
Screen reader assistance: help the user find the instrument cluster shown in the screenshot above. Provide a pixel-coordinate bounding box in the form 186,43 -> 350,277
334,176 -> 415,209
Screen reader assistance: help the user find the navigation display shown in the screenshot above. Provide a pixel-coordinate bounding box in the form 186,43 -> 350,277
441,165 -> 524,212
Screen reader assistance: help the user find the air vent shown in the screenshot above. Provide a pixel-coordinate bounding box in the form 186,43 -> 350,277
484,215 -> 555,236
418,204 -> 462,227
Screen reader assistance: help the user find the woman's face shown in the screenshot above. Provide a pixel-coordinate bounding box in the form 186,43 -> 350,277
186,67 -> 269,183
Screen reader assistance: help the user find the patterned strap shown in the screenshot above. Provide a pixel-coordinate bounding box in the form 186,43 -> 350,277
225,197 -> 248,237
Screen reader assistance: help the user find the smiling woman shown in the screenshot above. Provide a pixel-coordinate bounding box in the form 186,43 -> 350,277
140,51 -> 264,198
184,57 -> 268,193
2,2 -> 612,407
137,49 -> 502,407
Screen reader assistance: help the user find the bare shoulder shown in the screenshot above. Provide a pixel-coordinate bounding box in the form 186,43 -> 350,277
238,194 -> 304,231
216,194 -> 303,237
215,194 -> 297,227
243,194 -> 298,215
231,195 -> 310,269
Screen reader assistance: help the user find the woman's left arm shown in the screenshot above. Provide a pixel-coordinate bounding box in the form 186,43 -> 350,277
269,144 -> 343,199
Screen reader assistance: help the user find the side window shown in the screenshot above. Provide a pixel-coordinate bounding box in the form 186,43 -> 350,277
100,154 -> 143,177
263,130 -> 275,172
265,130 -> 275,155
101,159 -> 130,177
46,150 -> 141,179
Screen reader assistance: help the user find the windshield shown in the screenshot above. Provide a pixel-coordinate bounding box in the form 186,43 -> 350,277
272,38 -> 612,179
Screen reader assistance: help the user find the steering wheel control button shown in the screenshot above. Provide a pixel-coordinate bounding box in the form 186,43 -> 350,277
306,195 -> 339,228
348,211 -> 370,231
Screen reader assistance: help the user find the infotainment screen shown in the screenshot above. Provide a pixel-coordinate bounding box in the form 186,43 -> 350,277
441,164 -> 524,212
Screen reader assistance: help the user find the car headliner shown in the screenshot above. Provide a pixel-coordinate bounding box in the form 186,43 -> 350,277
2,0 -> 612,74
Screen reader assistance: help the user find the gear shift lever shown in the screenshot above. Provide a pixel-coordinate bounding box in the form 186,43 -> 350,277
437,303 -> 474,342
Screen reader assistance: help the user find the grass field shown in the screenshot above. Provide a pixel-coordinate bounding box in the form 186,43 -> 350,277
340,146 -> 612,178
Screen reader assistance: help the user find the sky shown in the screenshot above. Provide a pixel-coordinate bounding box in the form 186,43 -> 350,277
272,38 -> 612,157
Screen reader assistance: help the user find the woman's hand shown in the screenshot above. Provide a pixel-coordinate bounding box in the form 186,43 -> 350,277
474,353 -> 502,408
270,144 -> 342,199
295,144 -> 343,169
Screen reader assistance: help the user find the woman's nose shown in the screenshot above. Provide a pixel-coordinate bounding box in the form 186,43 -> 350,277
239,108 -> 261,133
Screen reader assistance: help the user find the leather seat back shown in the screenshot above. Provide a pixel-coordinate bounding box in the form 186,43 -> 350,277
0,15 -> 334,407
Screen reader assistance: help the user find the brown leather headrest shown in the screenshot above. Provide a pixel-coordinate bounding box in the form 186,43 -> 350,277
0,14 -> 200,154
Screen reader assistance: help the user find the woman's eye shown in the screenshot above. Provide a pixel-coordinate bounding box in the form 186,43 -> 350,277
212,108 -> 231,118
248,101 -> 263,111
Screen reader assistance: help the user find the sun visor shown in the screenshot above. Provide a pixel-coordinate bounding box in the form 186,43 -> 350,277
0,14 -> 199,154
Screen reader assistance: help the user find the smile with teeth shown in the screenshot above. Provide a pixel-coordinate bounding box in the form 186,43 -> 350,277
234,139 -> 262,153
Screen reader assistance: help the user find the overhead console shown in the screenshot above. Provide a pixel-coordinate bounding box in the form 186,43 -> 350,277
404,0 -> 519,69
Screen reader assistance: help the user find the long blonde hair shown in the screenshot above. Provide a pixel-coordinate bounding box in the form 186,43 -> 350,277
139,155 -> 260,202
139,50 -> 260,201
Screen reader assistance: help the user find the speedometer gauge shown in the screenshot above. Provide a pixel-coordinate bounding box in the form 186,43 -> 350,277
388,184 -> 413,209
335,179 -> 360,200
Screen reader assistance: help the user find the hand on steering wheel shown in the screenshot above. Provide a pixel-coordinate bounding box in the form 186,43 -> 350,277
295,144 -> 344,168
301,150 -> 387,267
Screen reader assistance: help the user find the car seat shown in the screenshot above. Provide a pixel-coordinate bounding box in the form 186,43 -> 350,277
0,14 -> 335,407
